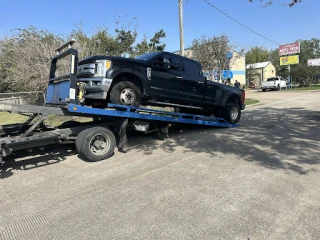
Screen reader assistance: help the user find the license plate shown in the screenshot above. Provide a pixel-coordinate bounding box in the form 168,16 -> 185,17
133,122 -> 149,132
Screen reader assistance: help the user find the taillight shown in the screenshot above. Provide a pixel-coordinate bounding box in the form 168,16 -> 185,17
242,91 -> 245,104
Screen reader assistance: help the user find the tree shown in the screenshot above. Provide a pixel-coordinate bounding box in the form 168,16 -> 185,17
0,27 -> 63,92
133,30 -> 166,57
248,0 -> 302,7
70,24 -> 138,59
289,38 -> 320,86
0,22 -> 167,92
245,46 -> 269,64
190,34 -> 231,74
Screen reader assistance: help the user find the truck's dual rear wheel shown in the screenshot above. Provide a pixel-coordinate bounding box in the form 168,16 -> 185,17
223,104 -> 241,124
76,127 -> 116,162
214,103 -> 241,124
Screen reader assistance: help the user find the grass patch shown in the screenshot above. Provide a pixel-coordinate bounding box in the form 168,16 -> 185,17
0,112 -> 28,125
286,85 -> 320,91
45,115 -> 92,127
245,98 -> 259,105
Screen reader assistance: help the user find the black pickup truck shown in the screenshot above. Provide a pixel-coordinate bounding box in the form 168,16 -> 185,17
76,52 -> 245,123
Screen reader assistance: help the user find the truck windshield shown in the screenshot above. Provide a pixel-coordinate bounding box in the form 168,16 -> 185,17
267,78 -> 278,81
135,52 -> 160,62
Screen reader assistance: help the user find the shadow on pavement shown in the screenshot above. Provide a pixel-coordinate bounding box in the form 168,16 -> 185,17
134,107 -> 320,175
0,145 -> 76,179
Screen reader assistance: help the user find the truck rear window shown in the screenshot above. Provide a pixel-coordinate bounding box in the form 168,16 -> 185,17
267,78 -> 278,81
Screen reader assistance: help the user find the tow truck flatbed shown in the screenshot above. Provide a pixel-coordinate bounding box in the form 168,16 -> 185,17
0,40 -> 238,165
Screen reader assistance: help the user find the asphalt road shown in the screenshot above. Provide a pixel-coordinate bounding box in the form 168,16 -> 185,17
1,90 -> 320,240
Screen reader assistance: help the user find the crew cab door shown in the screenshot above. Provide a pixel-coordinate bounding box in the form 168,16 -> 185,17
150,54 -> 183,101
181,59 -> 205,104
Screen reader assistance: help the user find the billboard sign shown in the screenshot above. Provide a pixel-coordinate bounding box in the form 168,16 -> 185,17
307,58 -> 320,67
280,55 -> 299,66
279,42 -> 300,56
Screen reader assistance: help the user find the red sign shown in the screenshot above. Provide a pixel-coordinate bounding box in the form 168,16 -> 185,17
278,42 -> 300,56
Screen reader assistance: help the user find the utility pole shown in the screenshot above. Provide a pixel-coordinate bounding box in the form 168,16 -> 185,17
179,0 -> 184,56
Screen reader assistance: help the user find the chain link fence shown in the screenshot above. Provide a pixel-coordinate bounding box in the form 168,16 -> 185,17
0,91 -> 45,106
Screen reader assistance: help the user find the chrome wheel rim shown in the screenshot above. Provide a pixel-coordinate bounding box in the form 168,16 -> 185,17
120,88 -> 136,105
89,134 -> 110,156
231,107 -> 239,121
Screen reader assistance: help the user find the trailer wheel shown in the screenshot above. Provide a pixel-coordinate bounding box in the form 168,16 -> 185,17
76,128 -> 91,155
77,127 -> 116,162
110,81 -> 141,107
222,103 -> 241,124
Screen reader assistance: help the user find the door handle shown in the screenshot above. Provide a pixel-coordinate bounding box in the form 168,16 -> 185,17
176,76 -> 182,79
198,81 -> 204,84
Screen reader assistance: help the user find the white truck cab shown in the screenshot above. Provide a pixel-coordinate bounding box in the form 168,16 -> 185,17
261,76 -> 287,92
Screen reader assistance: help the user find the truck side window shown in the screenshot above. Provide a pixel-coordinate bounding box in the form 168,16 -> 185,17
164,55 -> 180,71
153,56 -> 172,69
182,59 -> 201,78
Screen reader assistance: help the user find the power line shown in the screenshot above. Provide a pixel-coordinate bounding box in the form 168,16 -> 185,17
203,0 -> 280,46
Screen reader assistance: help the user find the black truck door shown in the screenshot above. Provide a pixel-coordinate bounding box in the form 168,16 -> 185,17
181,59 -> 205,104
150,54 -> 183,101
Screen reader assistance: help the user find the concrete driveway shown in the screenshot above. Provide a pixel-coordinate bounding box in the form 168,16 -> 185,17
1,90 -> 320,240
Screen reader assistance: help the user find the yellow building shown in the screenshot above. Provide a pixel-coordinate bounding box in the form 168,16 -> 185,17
246,61 -> 276,87
173,48 -> 246,86
229,50 -> 246,86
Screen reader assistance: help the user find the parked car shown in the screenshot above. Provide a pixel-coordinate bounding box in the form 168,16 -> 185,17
261,76 -> 287,92
76,52 -> 245,123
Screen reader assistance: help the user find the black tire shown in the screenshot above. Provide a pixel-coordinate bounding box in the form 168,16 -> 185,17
76,128 -> 91,155
222,103 -> 241,124
276,84 -> 280,91
77,127 -> 116,162
262,89 -> 266,92
110,81 -> 141,107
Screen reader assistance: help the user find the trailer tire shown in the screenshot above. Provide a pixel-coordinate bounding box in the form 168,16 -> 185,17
76,128 -> 91,155
77,127 -> 116,162
110,81 -> 141,107
262,89 -> 266,92
222,103 -> 241,124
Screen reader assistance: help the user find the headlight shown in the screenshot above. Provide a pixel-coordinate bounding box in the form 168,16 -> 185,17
105,60 -> 111,70
96,62 -> 103,75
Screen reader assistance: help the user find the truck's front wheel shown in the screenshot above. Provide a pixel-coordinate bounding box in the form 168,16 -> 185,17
222,103 -> 241,124
110,81 -> 141,107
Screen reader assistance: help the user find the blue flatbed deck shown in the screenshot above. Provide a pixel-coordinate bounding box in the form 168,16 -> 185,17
68,103 -> 237,128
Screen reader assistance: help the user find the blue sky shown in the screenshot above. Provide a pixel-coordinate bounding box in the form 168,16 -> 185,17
0,0 -> 319,53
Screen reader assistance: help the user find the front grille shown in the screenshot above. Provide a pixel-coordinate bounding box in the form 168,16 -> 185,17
77,63 -> 96,76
